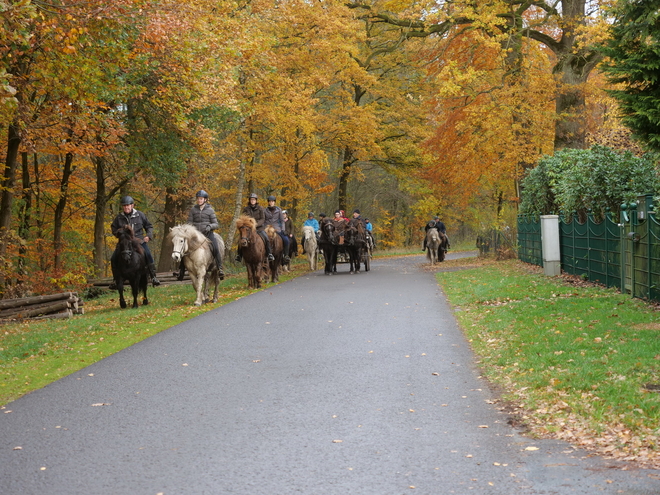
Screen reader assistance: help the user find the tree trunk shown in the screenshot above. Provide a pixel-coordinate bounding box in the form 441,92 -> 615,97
227,155 -> 248,258
53,152 -> 75,272
554,57 -> 589,150
93,156 -> 107,277
338,146 -> 353,212
18,152 -> 31,278
157,187 -> 184,272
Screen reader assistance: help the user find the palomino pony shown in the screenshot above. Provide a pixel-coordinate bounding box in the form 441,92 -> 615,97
301,225 -> 318,271
236,215 -> 266,289
426,227 -> 447,265
265,225 -> 283,283
111,226 -> 149,309
169,224 -> 225,306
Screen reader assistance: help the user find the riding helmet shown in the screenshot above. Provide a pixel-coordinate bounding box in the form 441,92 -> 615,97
249,193 -> 258,199
353,209 -> 360,214
308,212 -> 314,217
121,195 -> 134,206
267,195 -> 276,202
196,190 -> 209,199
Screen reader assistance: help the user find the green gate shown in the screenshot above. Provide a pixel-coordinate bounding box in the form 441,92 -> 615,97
620,196 -> 660,301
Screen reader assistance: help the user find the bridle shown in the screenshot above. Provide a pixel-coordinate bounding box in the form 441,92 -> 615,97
239,225 -> 253,246
172,235 -> 188,262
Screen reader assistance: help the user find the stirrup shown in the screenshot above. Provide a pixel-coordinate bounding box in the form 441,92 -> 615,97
152,277 -> 161,287
267,253 -> 275,261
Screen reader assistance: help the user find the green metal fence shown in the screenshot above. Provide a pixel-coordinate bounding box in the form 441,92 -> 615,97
560,212 -> 622,289
517,194 -> 660,303
517,215 -> 542,266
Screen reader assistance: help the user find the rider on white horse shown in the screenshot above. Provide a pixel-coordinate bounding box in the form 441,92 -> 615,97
188,190 -> 224,280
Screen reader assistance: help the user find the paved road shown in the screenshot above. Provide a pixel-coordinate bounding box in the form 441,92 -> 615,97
1,254 -> 658,494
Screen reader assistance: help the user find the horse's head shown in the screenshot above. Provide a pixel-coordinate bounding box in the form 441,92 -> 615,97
302,226 -> 314,240
321,219 -> 336,244
114,226 -> 138,263
237,216 -> 256,247
169,226 -> 190,263
344,223 -> 358,245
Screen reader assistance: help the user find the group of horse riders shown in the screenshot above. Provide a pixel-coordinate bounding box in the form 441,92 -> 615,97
110,190 -> 225,289
301,209 -> 374,252
109,190 -> 380,288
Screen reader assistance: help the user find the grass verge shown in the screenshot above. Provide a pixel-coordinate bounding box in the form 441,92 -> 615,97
436,258 -> 660,467
0,262 -> 305,406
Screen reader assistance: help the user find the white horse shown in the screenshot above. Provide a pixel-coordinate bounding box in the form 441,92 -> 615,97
302,226 -> 318,271
169,224 -> 225,306
426,228 -> 441,265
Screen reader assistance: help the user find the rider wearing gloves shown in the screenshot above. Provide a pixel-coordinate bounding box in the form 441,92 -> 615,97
187,190 -> 224,279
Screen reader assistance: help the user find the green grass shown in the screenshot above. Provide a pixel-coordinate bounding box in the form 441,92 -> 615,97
0,263 -> 305,406
437,259 -> 660,459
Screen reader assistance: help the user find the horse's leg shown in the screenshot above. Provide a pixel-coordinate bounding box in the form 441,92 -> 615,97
141,271 -> 149,305
129,278 -> 139,309
246,263 -> 254,289
117,279 -> 127,309
194,266 -> 206,306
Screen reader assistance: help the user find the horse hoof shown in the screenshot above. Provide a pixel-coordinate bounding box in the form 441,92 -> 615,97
194,302 -> 202,307
143,298 -> 149,305
120,301 -> 127,309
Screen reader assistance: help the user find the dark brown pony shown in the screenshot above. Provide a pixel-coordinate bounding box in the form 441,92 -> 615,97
111,226 -> 149,309
265,225 -> 283,283
344,219 -> 366,273
318,218 -> 338,275
236,216 -> 266,289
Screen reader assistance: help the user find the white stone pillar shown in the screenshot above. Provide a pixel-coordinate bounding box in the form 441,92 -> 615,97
541,215 -> 561,276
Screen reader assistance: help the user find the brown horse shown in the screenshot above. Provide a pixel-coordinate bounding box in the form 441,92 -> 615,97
236,216 -> 266,289
265,225 -> 284,283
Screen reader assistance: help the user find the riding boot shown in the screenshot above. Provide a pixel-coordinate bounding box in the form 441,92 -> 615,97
215,251 -> 225,280
176,262 -> 185,281
148,263 -> 161,286
283,240 -> 290,263
235,247 -> 242,263
422,238 -> 427,252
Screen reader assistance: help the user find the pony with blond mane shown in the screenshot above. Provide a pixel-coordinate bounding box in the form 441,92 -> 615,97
426,228 -> 447,265
169,224 -> 224,306
265,225 -> 283,283
236,215 -> 267,289
301,225 -> 318,271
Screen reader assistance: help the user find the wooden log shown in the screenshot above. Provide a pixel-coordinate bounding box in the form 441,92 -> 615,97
28,309 -> 73,321
0,292 -> 76,310
2,300 -> 72,319
0,299 -> 77,319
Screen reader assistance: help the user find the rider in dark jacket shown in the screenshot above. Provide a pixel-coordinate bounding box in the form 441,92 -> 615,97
110,195 -> 160,288
423,216 -> 450,251
236,193 -> 273,262
264,195 -> 290,263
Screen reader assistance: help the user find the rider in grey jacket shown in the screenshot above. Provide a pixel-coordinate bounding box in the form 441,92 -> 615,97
186,190 -> 225,279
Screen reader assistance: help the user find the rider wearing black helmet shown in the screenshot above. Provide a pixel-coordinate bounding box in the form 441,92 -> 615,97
237,192 -> 273,262
186,189 -> 224,279
264,195 -> 290,263
110,195 -> 160,287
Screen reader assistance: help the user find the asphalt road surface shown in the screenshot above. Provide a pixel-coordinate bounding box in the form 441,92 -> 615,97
1,254 -> 659,494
